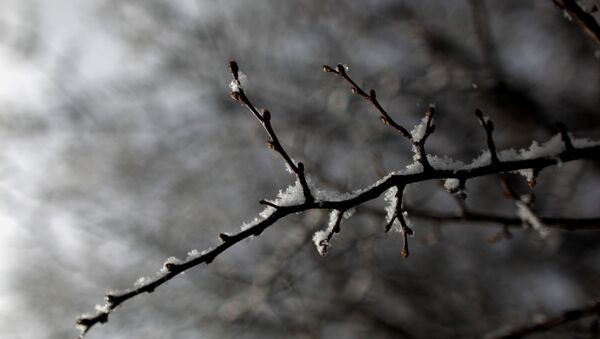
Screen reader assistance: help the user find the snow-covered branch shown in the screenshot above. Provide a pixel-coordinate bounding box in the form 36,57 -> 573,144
77,62 -> 600,338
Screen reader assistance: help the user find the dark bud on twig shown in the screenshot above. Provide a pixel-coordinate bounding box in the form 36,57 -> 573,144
527,169 -> 540,188
219,233 -> 232,242
297,162 -> 305,172
163,262 -> 178,272
369,89 -> 376,99
351,87 -> 359,95
262,109 -> 271,121
266,140 -> 275,149
230,91 -> 241,101
556,121 -> 574,151
76,317 -> 91,326
475,108 -> 483,119
229,60 -> 239,80
322,65 -> 334,73
336,64 -> 345,74
380,116 -> 389,125
105,294 -> 118,306
591,5 -> 598,13
426,106 -> 434,117
401,242 -> 410,258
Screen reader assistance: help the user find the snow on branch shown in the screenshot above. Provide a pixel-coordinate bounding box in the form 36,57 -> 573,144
77,62 -> 600,338
501,177 -> 549,238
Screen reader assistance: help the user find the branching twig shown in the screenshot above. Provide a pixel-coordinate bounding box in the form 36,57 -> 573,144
77,63 -> 600,338
407,208 -> 600,230
229,61 -> 314,204
323,64 -> 436,171
322,64 -> 412,140
488,300 -> 600,339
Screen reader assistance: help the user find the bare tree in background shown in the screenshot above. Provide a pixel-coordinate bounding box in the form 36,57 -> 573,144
1,1 -> 600,339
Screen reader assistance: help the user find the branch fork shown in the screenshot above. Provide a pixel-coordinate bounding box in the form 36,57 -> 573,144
77,61 -> 600,338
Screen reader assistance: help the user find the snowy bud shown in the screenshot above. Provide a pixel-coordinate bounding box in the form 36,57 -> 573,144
105,294 -> 118,306
351,87 -> 358,95
322,65 -> 334,73
266,140 -> 275,149
380,116 -> 389,125
163,262 -> 178,272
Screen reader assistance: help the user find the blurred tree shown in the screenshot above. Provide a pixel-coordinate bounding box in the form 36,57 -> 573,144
1,1 -> 600,339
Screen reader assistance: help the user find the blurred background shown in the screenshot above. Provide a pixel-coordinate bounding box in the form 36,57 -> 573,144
1,0 -> 599,338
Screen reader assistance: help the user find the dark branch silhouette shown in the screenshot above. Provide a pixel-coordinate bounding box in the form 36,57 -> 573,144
553,0 -> 600,48
76,62 -> 600,338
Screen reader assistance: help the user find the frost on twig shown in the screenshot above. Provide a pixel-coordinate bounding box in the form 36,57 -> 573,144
312,209 -> 356,256
443,178 -> 467,199
77,61 -> 600,338
313,210 -> 343,256
384,186 -> 400,231
229,61 -> 314,203
409,105 -> 436,171
515,197 -> 550,238
501,177 -> 549,238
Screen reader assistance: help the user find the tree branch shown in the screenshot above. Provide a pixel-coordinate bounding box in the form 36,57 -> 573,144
488,300 -> 600,339
407,208 -> 600,231
229,61 -> 314,203
553,0 -> 600,48
323,64 -> 412,139
77,63 -> 600,338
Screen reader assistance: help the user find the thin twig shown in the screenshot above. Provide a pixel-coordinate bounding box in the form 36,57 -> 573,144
323,64 -> 412,139
77,63 -> 600,338
553,0 -> 600,48
488,300 -> 600,339
230,61 -> 314,203
475,108 -> 499,166
406,208 -> 600,230
77,141 -> 600,336
324,64 -> 437,170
